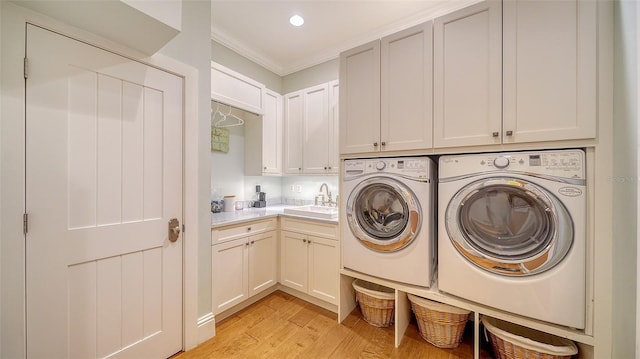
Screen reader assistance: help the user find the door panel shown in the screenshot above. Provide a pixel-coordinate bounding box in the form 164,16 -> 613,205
26,25 -> 183,358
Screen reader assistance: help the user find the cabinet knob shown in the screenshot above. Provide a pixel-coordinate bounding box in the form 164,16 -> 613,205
263,166 -> 267,170
373,142 -> 378,147
327,166 -> 332,170
302,239 -> 307,243
506,130 -> 513,136
298,167 -> 302,171
492,132 -> 499,137
381,141 -> 386,146
247,227 -> 251,231
324,166 -> 327,170
250,240 -> 255,245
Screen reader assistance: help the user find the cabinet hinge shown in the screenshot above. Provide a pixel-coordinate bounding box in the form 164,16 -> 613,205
182,224 -> 186,233
23,213 -> 29,234
23,57 -> 29,79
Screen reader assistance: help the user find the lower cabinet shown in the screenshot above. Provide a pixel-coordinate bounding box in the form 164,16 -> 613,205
280,218 -> 339,305
211,230 -> 277,314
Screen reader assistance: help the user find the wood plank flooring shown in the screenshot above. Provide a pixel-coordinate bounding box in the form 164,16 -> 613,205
174,291 -> 492,358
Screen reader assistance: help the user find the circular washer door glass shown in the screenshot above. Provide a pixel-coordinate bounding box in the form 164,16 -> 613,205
446,177 -> 573,276
347,177 -> 421,252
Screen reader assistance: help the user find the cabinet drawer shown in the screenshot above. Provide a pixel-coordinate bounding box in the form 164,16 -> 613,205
212,218 -> 277,245
280,217 -> 338,240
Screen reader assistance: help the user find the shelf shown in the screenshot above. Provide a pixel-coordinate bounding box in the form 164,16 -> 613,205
340,268 -> 595,350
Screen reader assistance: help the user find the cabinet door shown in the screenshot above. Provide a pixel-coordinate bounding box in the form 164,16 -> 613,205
339,40 -> 381,154
248,231 -> 278,297
327,81 -> 339,174
280,231 -> 309,293
262,89 -> 283,174
284,91 -> 304,174
302,83 -> 330,174
211,238 -> 248,314
433,1 -> 502,148
211,61 -> 264,115
502,0 -> 596,143
381,22 -> 433,151
308,236 -> 339,305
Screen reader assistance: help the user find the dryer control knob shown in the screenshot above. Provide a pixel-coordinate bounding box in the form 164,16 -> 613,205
493,156 -> 510,169
375,161 -> 386,170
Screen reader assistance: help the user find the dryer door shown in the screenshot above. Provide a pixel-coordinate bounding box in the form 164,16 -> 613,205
346,177 -> 421,252
446,177 -> 573,276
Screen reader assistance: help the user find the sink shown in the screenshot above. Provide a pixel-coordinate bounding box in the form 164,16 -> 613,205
283,205 -> 339,219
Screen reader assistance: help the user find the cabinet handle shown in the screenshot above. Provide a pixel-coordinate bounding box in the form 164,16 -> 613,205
373,142 -> 378,147
381,141 -> 386,146
492,132 -> 499,137
506,130 -> 513,136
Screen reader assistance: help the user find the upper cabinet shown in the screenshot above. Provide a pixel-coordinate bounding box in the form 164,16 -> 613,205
284,81 -> 339,175
245,89 -> 283,176
340,0 -> 598,153
501,0 -> 596,144
433,1 -> 502,148
211,62 -> 265,115
433,0 -> 597,148
340,23 -> 433,155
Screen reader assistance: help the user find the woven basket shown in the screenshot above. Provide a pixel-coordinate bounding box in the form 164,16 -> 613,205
482,316 -> 578,359
352,279 -> 395,327
408,294 -> 470,348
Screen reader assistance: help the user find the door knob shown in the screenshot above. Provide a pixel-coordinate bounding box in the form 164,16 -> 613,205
168,218 -> 180,242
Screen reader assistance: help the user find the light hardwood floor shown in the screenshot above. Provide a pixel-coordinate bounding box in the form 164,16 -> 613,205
174,290 -> 492,358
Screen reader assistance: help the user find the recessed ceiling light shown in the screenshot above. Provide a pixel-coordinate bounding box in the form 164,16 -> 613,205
289,14 -> 304,27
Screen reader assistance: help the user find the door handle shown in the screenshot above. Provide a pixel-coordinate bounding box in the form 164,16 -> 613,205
168,218 -> 180,242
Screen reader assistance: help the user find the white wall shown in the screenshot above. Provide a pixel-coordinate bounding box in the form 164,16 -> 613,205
613,0 -> 638,357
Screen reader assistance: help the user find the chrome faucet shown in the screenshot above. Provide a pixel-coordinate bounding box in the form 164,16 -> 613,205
316,183 -> 335,207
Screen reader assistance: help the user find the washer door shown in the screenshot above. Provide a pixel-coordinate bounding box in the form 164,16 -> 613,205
346,177 -> 421,252
446,177 -> 573,276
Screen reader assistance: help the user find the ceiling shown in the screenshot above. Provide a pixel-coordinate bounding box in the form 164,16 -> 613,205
211,0 -> 480,76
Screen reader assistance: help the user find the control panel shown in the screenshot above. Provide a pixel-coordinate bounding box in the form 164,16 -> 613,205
439,150 -> 585,180
344,157 -> 434,179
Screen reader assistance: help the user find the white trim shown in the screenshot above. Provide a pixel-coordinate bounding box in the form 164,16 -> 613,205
196,312 -> 216,345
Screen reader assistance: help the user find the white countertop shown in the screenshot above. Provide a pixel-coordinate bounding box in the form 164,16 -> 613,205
211,205 -> 339,228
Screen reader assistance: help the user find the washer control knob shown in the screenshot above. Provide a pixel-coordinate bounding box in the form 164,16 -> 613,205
493,156 -> 510,169
375,161 -> 386,170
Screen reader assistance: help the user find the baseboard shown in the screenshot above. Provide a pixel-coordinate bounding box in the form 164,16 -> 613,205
277,285 -> 339,314
215,286 -> 279,322
196,312 -> 216,345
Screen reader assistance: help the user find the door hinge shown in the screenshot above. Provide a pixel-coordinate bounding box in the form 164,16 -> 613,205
23,57 -> 29,79
23,213 -> 29,234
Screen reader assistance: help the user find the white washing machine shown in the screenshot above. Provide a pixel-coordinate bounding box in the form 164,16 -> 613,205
438,150 -> 586,329
342,157 -> 436,287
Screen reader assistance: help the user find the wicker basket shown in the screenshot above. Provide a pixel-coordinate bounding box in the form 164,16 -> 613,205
407,294 -> 471,348
352,279 -> 395,327
482,316 -> 578,359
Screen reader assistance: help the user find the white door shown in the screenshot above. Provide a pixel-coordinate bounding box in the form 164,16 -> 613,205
433,0 -> 502,148
25,25 -> 183,358
280,231 -> 308,292
248,231 -> 277,296
302,83 -> 329,174
211,238 -> 249,314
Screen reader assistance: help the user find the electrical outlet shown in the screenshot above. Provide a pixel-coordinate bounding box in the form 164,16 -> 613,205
295,185 -> 302,193
289,185 -> 295,192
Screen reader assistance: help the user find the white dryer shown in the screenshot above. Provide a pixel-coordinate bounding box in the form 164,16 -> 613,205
342,157 -> 436,287
438,150 -> 586,329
